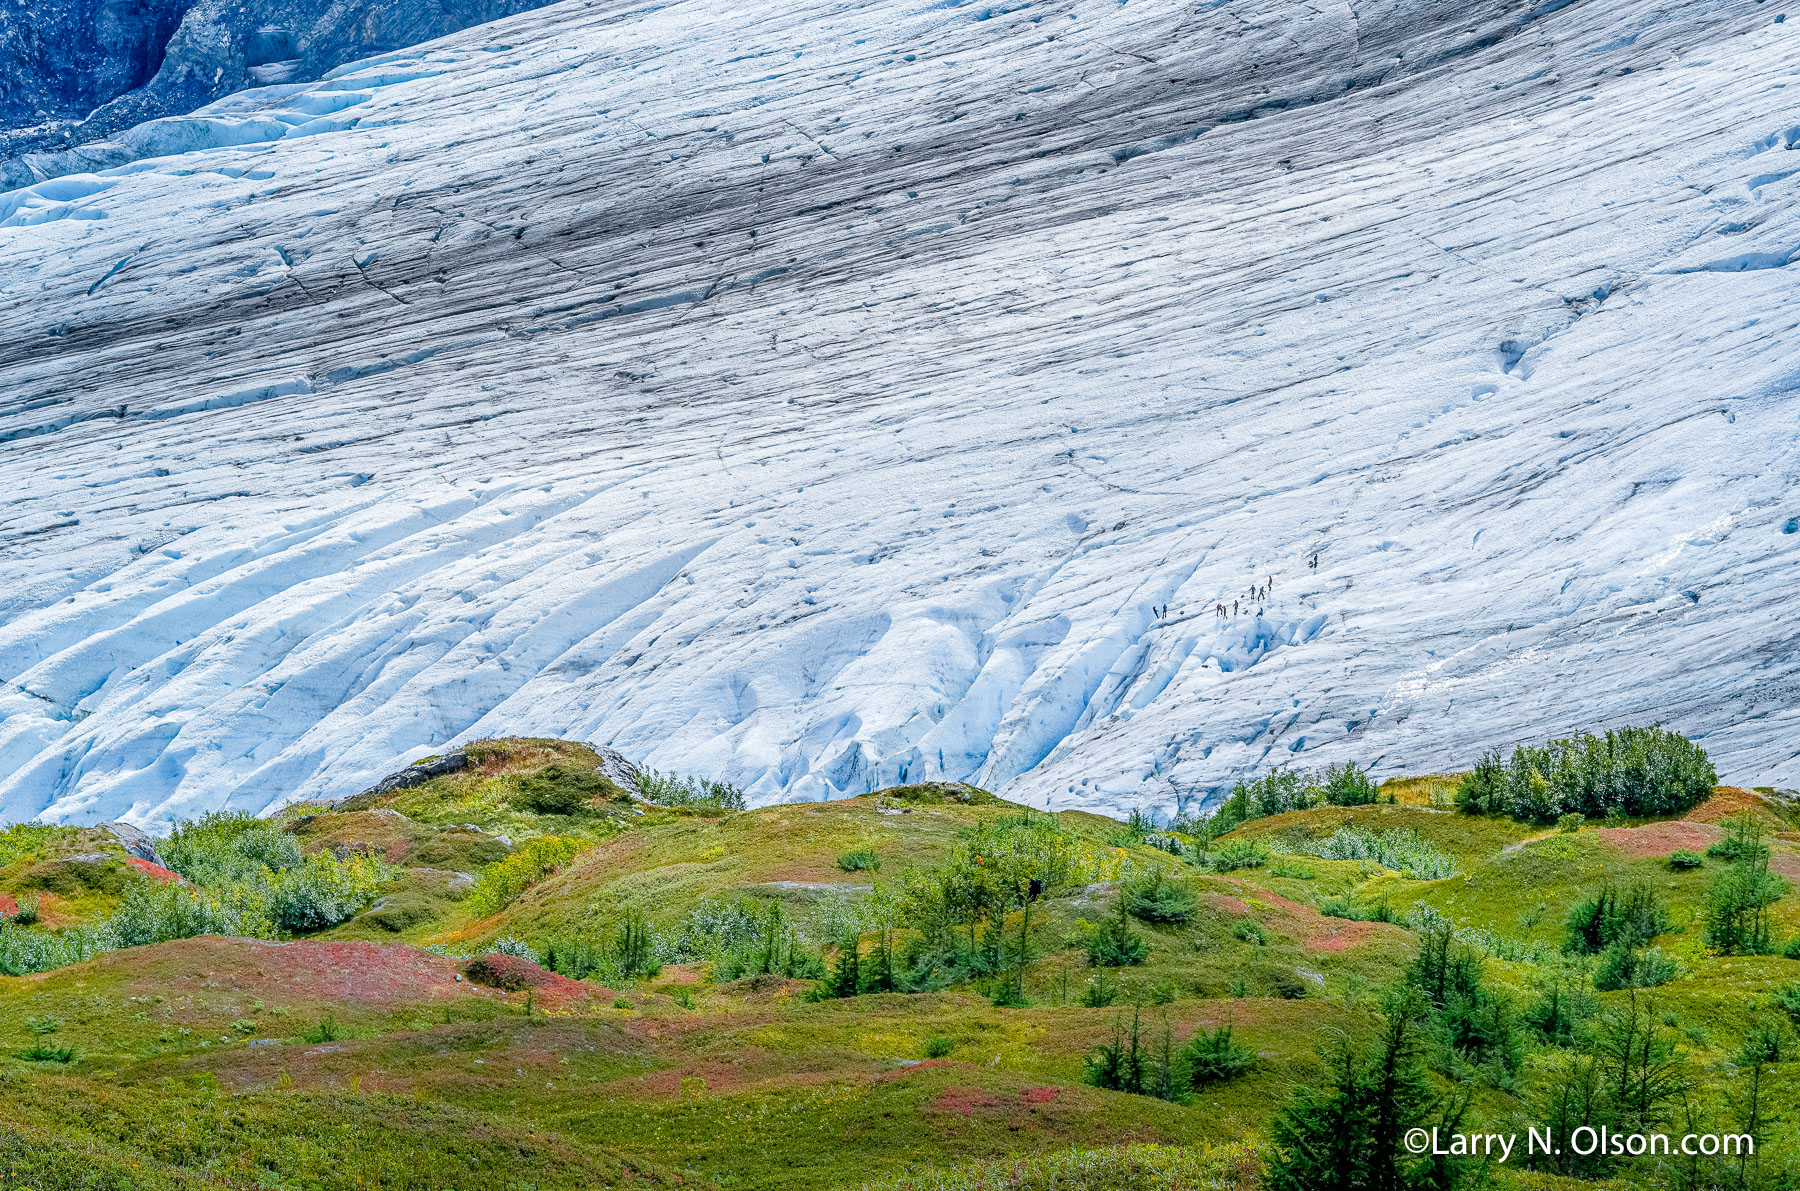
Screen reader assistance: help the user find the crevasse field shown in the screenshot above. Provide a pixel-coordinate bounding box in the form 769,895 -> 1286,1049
0,0 -> 1795,828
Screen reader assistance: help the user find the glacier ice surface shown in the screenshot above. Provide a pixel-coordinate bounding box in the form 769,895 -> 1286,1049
1,0 -> 1798,829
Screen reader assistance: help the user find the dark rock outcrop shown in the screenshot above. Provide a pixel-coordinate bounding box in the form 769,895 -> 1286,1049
2,0 -> 558,179
337,749 -> 470,809
0,0 -> 195,130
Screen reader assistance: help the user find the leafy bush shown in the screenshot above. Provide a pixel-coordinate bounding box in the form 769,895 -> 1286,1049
1268,857 -> 1315,880
109,880 -> 273,947
633,769 -> 747,813
162,812 -> 301,885
1231,919 -> 1269,946
9,893 -> 40,925
924,1033 -> 955,1058
1668,849 -> 1704,871
513,764 -> 616,815
1123,870 -> 1198,924
467,836 -> 581,916
658,896 -> 768,964
269,850 -> 395,933
837,848 -> 881,873
1557,813 -> 1584,833
1454,725 -> 1715,823
1320,761 -> 1379,806
711,900 -> 825,981
1294,827 -> 1457,879
1205,839 -> 1269,872
1184,1023 -> 1257,1085
0,824 -> 72,867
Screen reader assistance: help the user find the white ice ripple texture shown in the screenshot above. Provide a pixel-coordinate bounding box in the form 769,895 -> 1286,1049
0,0 -> 1797,828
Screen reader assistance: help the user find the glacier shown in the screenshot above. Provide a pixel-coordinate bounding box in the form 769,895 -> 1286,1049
0,0 -> 1797,829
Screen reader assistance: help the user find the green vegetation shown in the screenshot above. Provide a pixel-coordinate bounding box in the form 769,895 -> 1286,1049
8,729 -> 1800,1191
1199,762 -> 1388,838
1454,724 -> 1715,822
467,834 -> 582,916
633,769 -> 748,812
1122,869 -> 1198,924
1703,814 -> 1788,955
862,1143 -> 1260,1191
1293,827 -> 1457,879
837,847 -> 882,872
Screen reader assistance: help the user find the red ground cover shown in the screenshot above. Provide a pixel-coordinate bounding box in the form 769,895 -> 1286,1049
125,856 -> 182,882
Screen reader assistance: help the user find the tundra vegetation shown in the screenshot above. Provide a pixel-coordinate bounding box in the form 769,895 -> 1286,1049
3,729 -> 1799,1191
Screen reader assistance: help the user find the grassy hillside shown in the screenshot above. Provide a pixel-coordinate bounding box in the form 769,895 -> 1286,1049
5,738 -> 1800,1190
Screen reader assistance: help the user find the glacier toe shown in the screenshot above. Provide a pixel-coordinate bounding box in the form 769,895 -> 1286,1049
1,0 -> 1797,828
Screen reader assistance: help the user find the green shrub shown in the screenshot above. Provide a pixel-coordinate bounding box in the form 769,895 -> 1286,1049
1080,969 -> 1120,1008
1318,895 -> 1360,920
0,824 -> 69,868
1704,815 -> 1788,956
924,1033 -> 955,1058
633,770 -> 747,813
711,900 -> 825,981
1557,813 -> 1584,833
616,908 -> 660,979
513,764 -> 616,815
163,812 -> 300,885
1773,984 -> 1800,1030
1455,725 -> 1714,823
19,1043 -> 76,1063
1086,902 -> 1149,967
1785,937 -> 1800,961
9,893 -> 40,925
1593,942 -> 1677,991
1320,761 -> 1379,806
1122,870 -> 1198,924
1668,850 -> 1704,871
1206,839 -> 1269,873
302,1014 -> 343,1044
270,851 -> 394,933
1184,1023 -> 1257,1085
1231,919 -> 1269,946
1563,882 -> 1670,954
109,880 -> 273,948
1269,857 -> 1315,879
659,896 -> 768,963
1083,1007 -> 1187,1103
1205,769 -> 1317,837
467,836 -> 582,917
836,848 -> 881,873
1295,827 -> 1457,879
